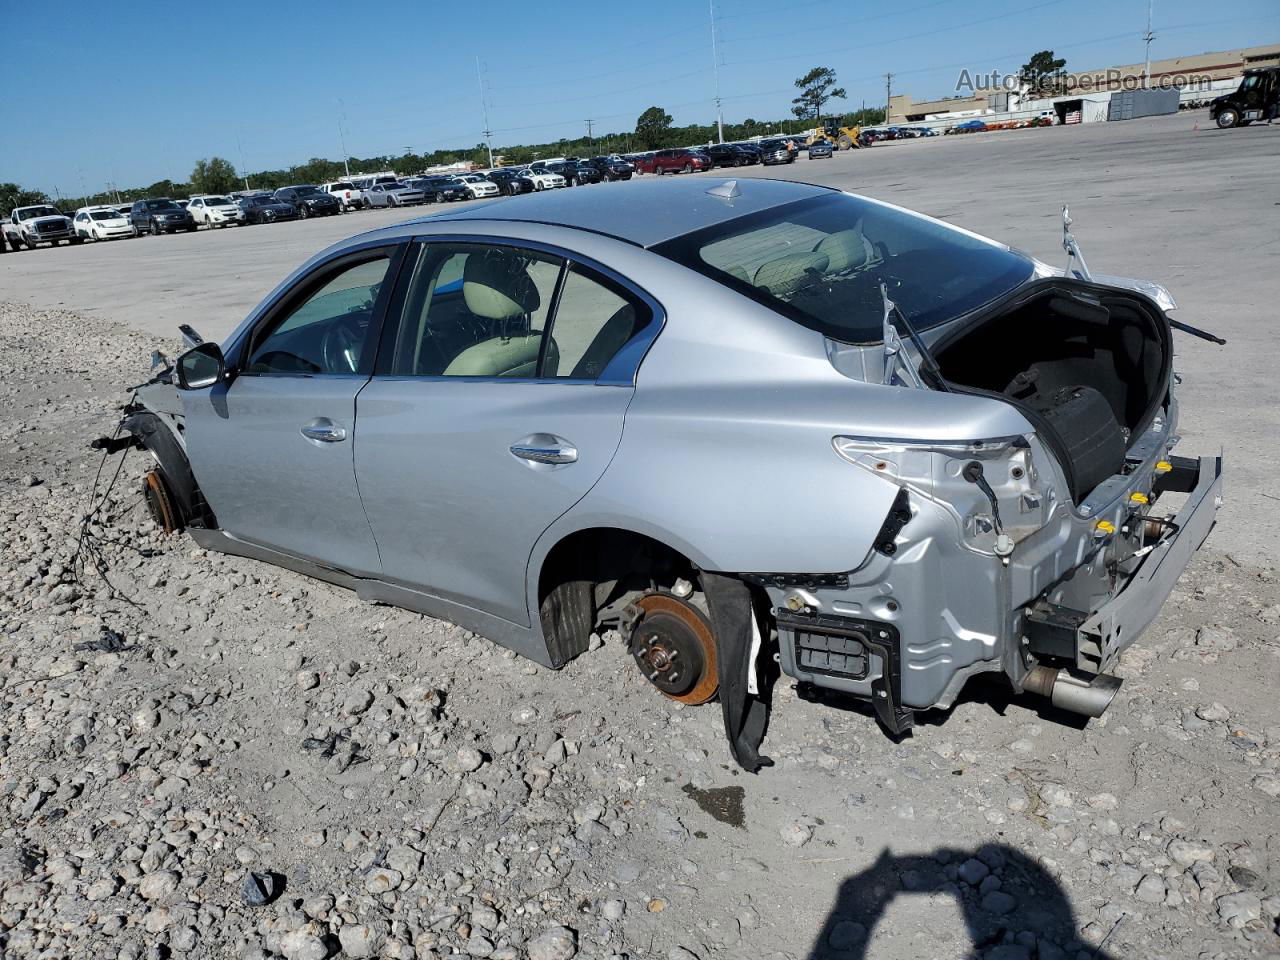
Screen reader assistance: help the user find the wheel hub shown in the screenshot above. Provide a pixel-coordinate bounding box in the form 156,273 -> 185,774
143,470 -> 178,534
630,594 -> 719,704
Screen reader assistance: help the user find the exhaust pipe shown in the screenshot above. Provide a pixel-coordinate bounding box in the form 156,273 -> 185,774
1023,666 -> 1122,718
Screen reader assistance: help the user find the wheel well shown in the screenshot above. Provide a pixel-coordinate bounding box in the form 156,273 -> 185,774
537,527 -> 699,668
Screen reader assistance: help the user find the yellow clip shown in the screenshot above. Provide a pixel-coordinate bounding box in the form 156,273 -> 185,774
1095,520 -> 1116,535
1129,492 -> 1149,505
1154,460 -> 1173,474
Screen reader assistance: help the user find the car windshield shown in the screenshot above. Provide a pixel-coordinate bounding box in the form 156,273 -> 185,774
90,211 -> 118,220
293,187 -> 321,196
653,192 -> 1034,344
206,197 -> 233,206
20,206 -> 61,219
144,200 -> 179,211
1238,74 -> 1261,91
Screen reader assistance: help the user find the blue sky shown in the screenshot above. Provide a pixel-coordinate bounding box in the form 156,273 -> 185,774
3,0 -> 1275,194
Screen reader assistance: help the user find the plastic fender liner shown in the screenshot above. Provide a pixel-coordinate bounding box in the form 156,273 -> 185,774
121,410 -> 215,529
701,572 -> 775,772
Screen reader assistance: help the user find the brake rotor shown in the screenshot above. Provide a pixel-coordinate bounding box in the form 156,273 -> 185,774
630,593 -> 719,705
142,469 -> 178,534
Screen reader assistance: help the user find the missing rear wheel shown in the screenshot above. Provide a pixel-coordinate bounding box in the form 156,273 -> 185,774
629,593 -> 718,704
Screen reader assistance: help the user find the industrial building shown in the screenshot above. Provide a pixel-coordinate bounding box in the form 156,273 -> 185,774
888,43 -> 1280,127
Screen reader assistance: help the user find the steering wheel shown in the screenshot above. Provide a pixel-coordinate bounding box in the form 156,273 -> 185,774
321,311 -> 369,374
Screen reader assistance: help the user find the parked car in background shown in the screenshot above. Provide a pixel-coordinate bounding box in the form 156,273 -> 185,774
418,177 -> 471,202
238,194 -> 300,224
947,120 -> 988,135
323,180 -> 365,210
4,204 -> 78,248
807,139 -> 834,159
130,198 -> 197,235
569,161 -> 604,185
364,182 -> 427,208
758,140 -> 796,165
586,156 -> 634,180
73,205 -> 135,241
188,195 -> 245,228
635,148 -> 712,175
485,169 -> 534,196
274,185 -> 342,217
517,168 -> 567,191
705,143 -> 752,168
453,174 -> 500,199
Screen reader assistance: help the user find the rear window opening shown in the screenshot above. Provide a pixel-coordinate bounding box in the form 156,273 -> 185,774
653,193 -> 1033,343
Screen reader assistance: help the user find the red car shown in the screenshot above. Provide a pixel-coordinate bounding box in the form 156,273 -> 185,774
635,148 -> 712,175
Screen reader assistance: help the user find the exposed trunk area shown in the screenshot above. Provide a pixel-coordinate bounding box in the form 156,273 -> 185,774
933,280 -> 1171,501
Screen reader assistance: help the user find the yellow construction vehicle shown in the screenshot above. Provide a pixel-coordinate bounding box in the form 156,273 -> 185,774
805,123 -> 865,149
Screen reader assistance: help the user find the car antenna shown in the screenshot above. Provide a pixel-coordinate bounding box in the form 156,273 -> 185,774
705,180 -> 741,200
880,284 -> 950,391
1061,204 -> 1093,281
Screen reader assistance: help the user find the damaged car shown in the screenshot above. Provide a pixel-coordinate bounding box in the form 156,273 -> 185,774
110,177 -> 1224,770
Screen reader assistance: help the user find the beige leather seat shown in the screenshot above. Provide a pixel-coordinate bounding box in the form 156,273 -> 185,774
753,251 -> 830,297
444,251 -> 547,377
814,229 -> 869,274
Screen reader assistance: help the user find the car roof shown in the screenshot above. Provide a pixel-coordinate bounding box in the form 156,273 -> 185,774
401,176 -> 835,247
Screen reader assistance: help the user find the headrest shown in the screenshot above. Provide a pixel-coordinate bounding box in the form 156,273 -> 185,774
753,251 -> 830,297
814,230 -> 869,273
463,251 -> 541,320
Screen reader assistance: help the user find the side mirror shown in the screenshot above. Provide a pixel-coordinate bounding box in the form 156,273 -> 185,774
176,341 -> 225,390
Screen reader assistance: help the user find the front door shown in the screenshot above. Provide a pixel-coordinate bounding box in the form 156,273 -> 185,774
181,245 -> 403,575
355,240 -> 655,625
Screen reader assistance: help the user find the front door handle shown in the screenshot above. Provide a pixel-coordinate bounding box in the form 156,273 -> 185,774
511,434 -> 577,465
301,419 -> 347,443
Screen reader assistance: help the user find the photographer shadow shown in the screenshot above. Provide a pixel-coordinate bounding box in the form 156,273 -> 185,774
806,844 -> 1115,959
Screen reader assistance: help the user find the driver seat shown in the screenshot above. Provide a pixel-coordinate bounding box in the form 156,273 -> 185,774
444,250 -> 553,377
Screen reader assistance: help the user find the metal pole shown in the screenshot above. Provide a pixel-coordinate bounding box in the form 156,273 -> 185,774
476,56 -> 495,168
710,0 -> 724,143
236,134 -> 252,190
885,72 -> 893,125
1142,0 -> 1155,88
335,100 -> 352,178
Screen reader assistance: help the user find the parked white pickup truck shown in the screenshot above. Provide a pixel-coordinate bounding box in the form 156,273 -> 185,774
3,204 -> 80,249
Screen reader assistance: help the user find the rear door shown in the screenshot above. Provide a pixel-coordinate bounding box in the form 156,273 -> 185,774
181,244 -> 405,575
355,239 -> 657,625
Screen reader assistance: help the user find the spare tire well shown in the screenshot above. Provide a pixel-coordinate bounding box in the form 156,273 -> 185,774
536,528 -> 700,668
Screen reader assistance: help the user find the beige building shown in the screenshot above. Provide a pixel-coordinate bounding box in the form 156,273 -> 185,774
887,44 -> 1280,124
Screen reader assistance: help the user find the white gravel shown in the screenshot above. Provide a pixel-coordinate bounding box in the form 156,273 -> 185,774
1,299 -> 1279,958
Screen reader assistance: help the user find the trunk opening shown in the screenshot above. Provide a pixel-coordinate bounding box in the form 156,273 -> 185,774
932,279 -> 1171,502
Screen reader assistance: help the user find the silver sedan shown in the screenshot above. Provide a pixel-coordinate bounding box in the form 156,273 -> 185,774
121,177 -> 1221,769
364,182 -> 426,208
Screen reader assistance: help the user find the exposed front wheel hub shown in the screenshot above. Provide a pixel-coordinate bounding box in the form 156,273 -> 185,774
630,593 -> 718,704
143,469 -> 178,534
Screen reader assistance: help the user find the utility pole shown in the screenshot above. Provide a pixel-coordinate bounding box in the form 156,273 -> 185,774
709,0 -> 724,143
337,100 -> 352,178
1142,0 -> 1156,88
884,73 -> 893,125
236,134 -> 252,190
476,56 -> 495,169
585,118 -> 594,150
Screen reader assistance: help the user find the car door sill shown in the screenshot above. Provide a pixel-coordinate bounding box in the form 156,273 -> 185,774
187,528 -> 553,667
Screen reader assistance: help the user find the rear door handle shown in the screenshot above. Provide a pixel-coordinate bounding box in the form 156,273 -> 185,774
510,434 -> 577,465
301,419 -> 347,443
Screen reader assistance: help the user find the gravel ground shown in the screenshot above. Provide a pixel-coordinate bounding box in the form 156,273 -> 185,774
2,288 -> 1280,953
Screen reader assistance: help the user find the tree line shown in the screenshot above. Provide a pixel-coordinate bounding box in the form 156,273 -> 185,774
3,65 -> 887,217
